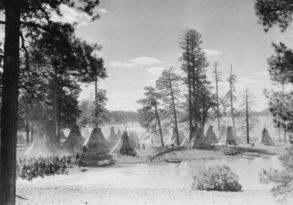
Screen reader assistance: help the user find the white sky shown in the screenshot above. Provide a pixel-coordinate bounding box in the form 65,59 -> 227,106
57,0 -> 293,111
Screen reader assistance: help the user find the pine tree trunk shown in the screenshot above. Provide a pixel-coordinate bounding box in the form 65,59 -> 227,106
0,3 -> 21,204
168,76 -> 179,146
52,74 -> 58,146
25,120 -> 30,145
282,84 -> 286,142
153,98 -> 164,147
185,36 -> 193,142
214,64 -> 221,139
94,74 -> 99,128
56,106 -> 61,147
229,70 -> 236,136
30,124 -> 34,142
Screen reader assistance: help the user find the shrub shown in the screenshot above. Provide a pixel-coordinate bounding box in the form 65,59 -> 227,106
192,165 -> 242,191
260,147 -> 293,198
18,156 -> 70,181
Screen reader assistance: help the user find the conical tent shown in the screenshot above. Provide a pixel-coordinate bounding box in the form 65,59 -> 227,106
225,126 -> 237,145
180,132 -> 189,147
24,135 -> 53,158
261,127 -> 274,146
151,133 -> 162,146
220,125 -> 226,140
206,126 -> 219,143
193,127 -> 211,149
169,127 -> 184,145
128,131 -> 140,149
83,127 -> 109,155
110,131 -> 137,156
63,124 -> 84,154
180,130 -> 196,148
116,129 -> 122,138
108,126 -> 118,145
17,134 -> 26,144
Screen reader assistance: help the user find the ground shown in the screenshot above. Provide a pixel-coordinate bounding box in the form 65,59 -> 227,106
15,144 -> 293,205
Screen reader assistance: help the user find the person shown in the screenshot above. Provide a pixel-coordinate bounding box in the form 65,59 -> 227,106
75,152 -> 80,162
76,152 -> 82,168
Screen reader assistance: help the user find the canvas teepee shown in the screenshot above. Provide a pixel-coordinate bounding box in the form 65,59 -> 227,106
24,135 -> 53,157
83,127 -> 109,155
117,129 -> 122,138
180,133 -> 189,147
193,127 -> 211,149
206,126 -> 219,143
128,131 -> 140,149
110,131 -> 137,156
169,127 -> 184,146
17,134 -> 26,144
225,126 -> 237,145
108,126 -> 118,145
63,124 -> 84,154
261,127 -> 274,146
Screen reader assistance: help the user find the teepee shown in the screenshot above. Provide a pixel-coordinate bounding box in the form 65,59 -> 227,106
110,131 -> 137,156
180,133 -> 189,147
206,126 -> 219,143
24,135 -> 53,158
193,127 -> 211,149
169,127 -> 185,145
261,127 -> 274,146
63,124 -> 84,154
17,134 -> 26,144
129,131 -> 140,149
225,126 -> 237,145
83,127 -> 109,155
108,127 -> 118,145
117,129 -> 122,137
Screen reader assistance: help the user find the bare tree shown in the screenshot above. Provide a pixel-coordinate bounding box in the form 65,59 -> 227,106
156,67 -> 181,146
138,87 -> 164,146
224,65 -> 237,135
239,88 -> 258,144
213,62 -> 222,138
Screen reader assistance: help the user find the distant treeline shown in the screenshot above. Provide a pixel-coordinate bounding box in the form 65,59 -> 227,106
78,100 -> 139,124
105,111 -> 139,124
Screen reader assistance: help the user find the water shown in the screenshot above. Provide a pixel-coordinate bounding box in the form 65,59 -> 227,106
20,156 -> 282,191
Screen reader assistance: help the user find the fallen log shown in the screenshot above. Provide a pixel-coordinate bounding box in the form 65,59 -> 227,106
149,146 -> 185,161
164,158 -> 181,163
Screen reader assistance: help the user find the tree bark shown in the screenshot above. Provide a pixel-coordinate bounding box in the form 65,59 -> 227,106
52,73 -> 58,146
185,37 -> 193,142
229,66 -> 236,136
93,74 -> 99,128
25,120 -> 30,145
0,2 -> 21,204
30,124 -> 34,142
214,63 -> 221,139
281,83 -> 286,142
153,97 -> 164,147
168,75 -> 179,146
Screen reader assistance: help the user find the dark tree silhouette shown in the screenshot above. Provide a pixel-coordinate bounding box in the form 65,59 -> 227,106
0,1 -> 101,204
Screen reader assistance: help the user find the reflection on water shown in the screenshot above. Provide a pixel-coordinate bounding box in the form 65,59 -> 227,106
109,156 -> 282,190
21,156 -> 282,191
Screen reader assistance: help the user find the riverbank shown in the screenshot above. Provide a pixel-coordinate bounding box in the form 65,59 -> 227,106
113,143 -> 287,165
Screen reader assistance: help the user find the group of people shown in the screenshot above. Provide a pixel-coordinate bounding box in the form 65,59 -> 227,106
18,156 -> 70,180
75,152 -> 85,168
